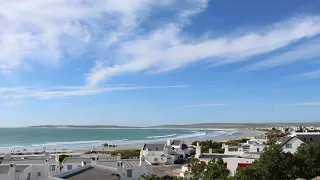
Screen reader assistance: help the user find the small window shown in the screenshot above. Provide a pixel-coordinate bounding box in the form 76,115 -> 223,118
304,138 -> 307,141
257,148 -> 260,152
38,172 -> 41,176
127,169 -> 133,178
156,148 -> 158,150
67,165 -> 73,170
285,143 -> 292,149
51,165 -> 55,171
310,138 -> 313,141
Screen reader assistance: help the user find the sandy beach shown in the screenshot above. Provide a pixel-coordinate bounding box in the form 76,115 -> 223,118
88,129 -> 265,151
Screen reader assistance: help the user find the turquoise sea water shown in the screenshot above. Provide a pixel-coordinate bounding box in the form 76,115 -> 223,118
0,128 -> 245,152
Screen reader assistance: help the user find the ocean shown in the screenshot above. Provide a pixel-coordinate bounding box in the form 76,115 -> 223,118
0,128 -> 245,153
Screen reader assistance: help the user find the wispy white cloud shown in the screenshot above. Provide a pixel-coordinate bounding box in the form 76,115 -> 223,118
2,0 -> 320,88
0,0 -> 173,74
293,69 -> 320,80
185,103 -> 228,107
281,102 -> 320,106
86,15 -> 320,87
243,38 -> 320,71
3,100 -> 26,107
0,85 -> 188,100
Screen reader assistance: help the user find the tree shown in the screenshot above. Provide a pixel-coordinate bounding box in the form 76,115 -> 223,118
235,144 -> 296,180
185,158 -> 231,180
186,158 -> 205,180
235,165 -> 261,180
139,174 -> 183,180
58,154 -> 69,163
203,159 -> 231,180
294,143 -> 320,179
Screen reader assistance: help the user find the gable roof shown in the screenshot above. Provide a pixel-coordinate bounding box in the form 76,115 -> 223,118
171,140 -> 182,146
280,136 -> 295,147
143,144 -> 165,151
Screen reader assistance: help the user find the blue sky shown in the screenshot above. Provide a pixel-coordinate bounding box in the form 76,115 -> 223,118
1,0 -> 320,127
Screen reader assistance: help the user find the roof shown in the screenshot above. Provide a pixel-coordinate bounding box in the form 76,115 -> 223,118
63,158 -> 92,164
97,160 -> 140,168
169,151 -> 180,156
143,144 -> 165,151
254,135 -> 266,140
0,165 -> 30,174
171,140 -> 182,146
1,158 -> 57,164
181,144 -> 188,150
199,153 -> 237,159
296,134 -> 320,143
56,166 -> 119,180
280,136 -> 295,147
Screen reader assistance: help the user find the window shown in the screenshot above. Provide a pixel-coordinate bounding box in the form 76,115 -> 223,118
310,138 -> 313,142
127,169 -> 133,178
38,172 -> 41,176
27,173 -> 31,180
154,158 -> 158,162
285,143 -> 292,149
51,165 -> 55,171
67,165 -> 73,170
257,148 -> 260,152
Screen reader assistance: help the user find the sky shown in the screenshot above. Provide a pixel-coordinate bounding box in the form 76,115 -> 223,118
0,0 -> 320,127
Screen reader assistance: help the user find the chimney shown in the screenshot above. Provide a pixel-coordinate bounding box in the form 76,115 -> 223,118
91,156 -> 99,165
167,140 -> 172,146
8,163 -> 16,180
117,161 -> 124,178
209,148 -> 212,154
195,142 -> 201,158
81,161 -> 86,167
45,159 -> 50,178
55,155 -> 59,162
140,156 -> 146,167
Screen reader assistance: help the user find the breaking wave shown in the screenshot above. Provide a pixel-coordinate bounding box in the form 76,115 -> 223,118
147,134 -> 177,139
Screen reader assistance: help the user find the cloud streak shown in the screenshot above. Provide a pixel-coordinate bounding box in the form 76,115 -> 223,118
243,38 -> 320,71
0,85 -> 188,100
294,69 -> 320,80
86,15 -> 320,87
0,0 -> 173,74
185,103 -> 228,107
281,102 -> 320,106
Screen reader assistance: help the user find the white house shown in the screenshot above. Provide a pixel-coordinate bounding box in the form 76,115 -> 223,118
222,142 -> 266,156
140,139 -> 189,165
248,134 -> 268,145
48,157 -> 151,180
0,158 -> 58,180
182,143 -> 259,177
60,155 -> 121,172
280,136 -> 304,154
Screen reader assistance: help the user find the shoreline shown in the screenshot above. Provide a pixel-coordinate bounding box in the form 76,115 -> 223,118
79,129 -> 265,152
0,129 -> 265,154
